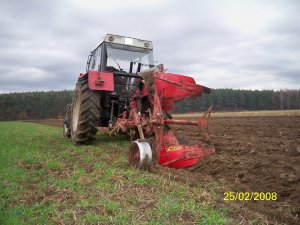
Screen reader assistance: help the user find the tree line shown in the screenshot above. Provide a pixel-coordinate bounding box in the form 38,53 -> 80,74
0,89 -> 299,121
173,89 -> 300,113
0,90 -> 73,120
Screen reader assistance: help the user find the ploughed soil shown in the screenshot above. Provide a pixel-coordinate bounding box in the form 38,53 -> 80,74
30,117 -> 300,224
173,116 -> 300,224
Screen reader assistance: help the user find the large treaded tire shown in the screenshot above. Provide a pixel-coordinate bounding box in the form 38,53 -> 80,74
71,78 -> 100,145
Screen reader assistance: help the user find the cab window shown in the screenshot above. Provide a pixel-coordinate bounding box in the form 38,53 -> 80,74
88,45 -> 102,71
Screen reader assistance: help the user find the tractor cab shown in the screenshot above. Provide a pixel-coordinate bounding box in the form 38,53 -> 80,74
85,34 -> 155,128
87,34 -> 155,74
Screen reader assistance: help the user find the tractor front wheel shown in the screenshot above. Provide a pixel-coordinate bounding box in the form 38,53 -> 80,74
71,78 -> 100,145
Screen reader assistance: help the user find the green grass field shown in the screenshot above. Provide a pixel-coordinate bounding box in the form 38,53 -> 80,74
0,122 -> 230,225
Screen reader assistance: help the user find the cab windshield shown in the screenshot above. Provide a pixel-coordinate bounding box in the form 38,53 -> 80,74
105,43 -> 154,73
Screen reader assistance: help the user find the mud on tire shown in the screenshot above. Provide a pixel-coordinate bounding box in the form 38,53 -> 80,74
63,103 -> 72,138
71,78 -> 100,145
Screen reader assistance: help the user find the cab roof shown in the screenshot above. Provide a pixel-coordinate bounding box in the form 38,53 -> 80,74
90,34 -> 153,52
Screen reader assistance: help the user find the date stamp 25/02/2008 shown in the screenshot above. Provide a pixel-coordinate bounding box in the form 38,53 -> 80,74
224,192 -> 278,201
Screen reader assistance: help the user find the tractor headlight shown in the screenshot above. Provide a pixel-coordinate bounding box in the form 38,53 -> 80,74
144,42 -> 150,48
108,35 -> 114,42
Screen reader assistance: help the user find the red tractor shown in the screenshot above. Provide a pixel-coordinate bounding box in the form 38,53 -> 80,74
63,34 -> 215,169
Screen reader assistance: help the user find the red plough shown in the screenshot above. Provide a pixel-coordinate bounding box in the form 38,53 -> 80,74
112,65 -> 215,169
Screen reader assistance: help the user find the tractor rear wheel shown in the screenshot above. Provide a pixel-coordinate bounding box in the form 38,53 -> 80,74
71,78 -> 100,145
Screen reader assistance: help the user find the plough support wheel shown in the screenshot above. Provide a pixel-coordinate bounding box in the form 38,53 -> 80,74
129,141 -> 153,170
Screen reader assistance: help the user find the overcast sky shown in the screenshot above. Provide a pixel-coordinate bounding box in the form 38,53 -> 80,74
0,0 -> 299,93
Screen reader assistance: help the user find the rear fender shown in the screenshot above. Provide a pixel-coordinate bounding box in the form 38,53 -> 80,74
79,70 -> 114,91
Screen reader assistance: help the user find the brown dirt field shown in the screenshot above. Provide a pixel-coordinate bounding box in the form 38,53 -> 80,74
30,116 -> 300,224
171,116 -> 300,224
26,119 -> 64,127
